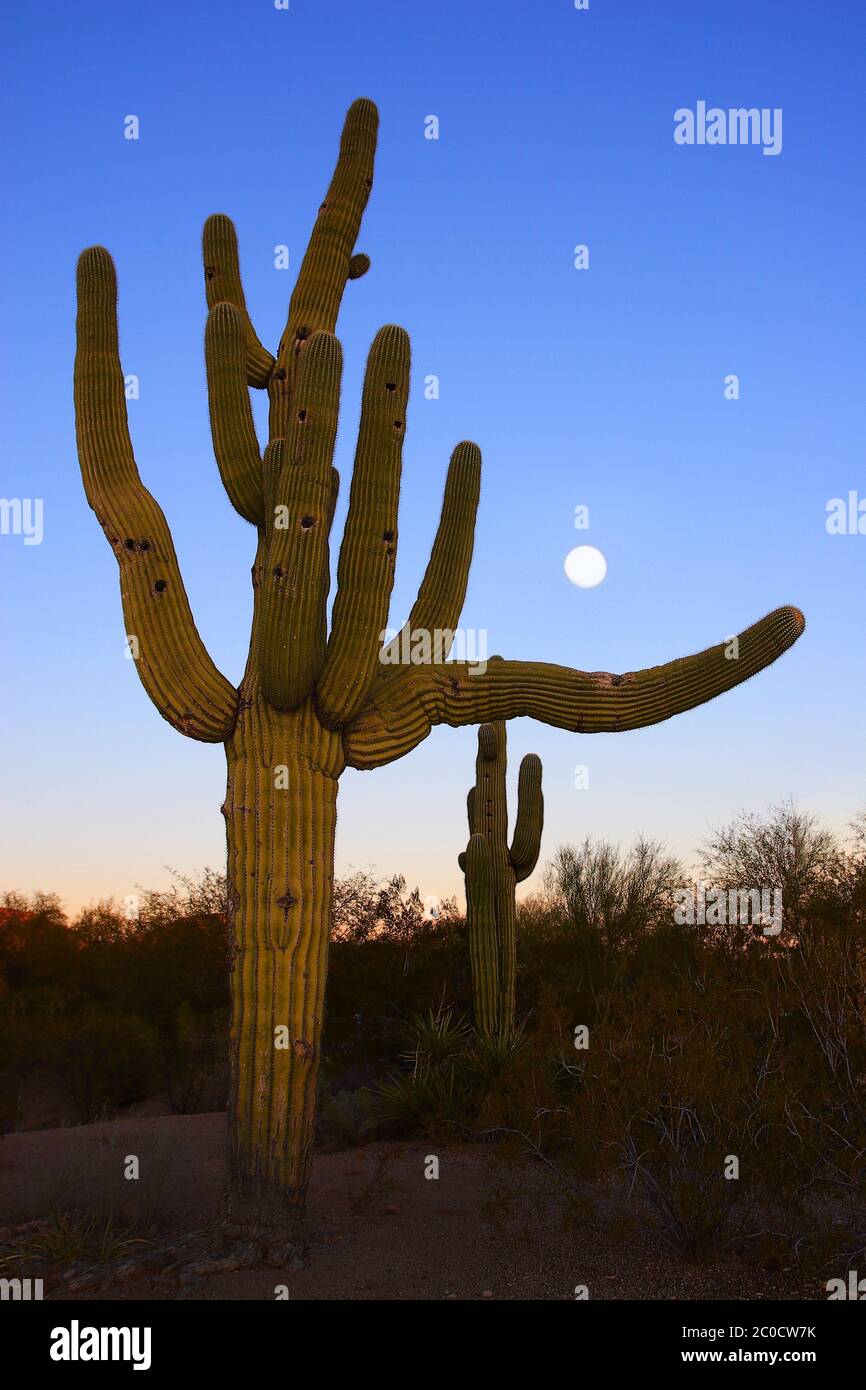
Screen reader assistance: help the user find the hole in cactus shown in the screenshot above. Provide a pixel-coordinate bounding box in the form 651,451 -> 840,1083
385,382 -> 396,392
274,367 -> 287,382
382,530 -> 394,543
153,579 -> 167,593
393,420 -> 403,431
301,516 -> 315,530
205,265 -> 215,280
365,178 -> 372,189
140,539 -> 150,551
297,409 -> 307,422
296,326 -> 310,342
273,566 -> 283,578
124,538 -> 136,550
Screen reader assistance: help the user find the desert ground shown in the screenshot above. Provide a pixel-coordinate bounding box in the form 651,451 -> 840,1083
0,1112 -> 822,1301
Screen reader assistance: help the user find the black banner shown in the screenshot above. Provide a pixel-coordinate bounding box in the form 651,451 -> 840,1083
5,1297 -> 861,1375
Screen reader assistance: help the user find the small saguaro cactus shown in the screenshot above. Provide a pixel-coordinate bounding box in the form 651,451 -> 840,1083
74,97 -> 804,1255
459,717 -> 543,1037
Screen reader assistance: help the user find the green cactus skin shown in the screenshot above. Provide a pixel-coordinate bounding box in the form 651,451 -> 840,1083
73,98 -> 805,1252
460,721 -> 543,1036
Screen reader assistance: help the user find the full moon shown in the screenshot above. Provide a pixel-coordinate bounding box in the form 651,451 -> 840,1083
564,544 -> 607,589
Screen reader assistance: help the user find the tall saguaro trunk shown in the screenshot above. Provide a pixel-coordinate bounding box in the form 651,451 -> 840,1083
73,96 -> 804,1251
223,691 -> 342,1242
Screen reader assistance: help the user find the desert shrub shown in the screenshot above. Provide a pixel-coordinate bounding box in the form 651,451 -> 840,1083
463,1025 -> 527,1086
369,1062 -> 476,1138
408,1004 -> 472,1065
545,835 -> 683,951
332,871 -> 424,943
367,1005 -> 482,1138
699,800 -> 844,942
0,1211 -> 153,1274
37,1009 -> 160,1123
323,920 -> 471,1087
134,867 -> 231,925
590,1005 -> 774,1260
159,1002 -> 228,1115
468,819 -> 866,1265
316,1088 -> 375,1149
0,893 -> 75,996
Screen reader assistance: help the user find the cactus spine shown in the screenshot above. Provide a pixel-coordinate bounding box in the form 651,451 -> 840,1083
460,721 -> 543,1036
73,98 -> 804,1252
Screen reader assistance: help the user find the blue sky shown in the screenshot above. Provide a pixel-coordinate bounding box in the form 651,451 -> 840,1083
2,0 -> 864,911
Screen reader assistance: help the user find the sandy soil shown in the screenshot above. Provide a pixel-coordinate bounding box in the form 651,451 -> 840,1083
0,1113 -> 824,1300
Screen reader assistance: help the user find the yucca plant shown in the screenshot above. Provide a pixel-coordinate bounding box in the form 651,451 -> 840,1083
405,1004 -> 472,1067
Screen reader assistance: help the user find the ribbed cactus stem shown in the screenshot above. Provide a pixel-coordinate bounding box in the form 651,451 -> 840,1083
316,325 -> 410,726
224,693 -> 342,1241
464,833 -> 500,1036
259,333 -> 342,710
460,719 -> 543,1036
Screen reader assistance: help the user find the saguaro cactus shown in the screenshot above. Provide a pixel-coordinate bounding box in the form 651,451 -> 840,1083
459,719 -> 543,1037
73,98 -> 804,1254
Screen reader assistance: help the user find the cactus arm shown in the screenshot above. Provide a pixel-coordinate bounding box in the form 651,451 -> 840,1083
261,439 -> 285,548
74,247 -> 239,742
343,605 -> 804,768
259,333 -> 343,710
202,214 -> 275,388
282,97 -> 377,337
510,754 -> 544,882
269,98 -> 378,438
316,326 -> 410,727
380,442 -> 481,668
205,303 -> 264,525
